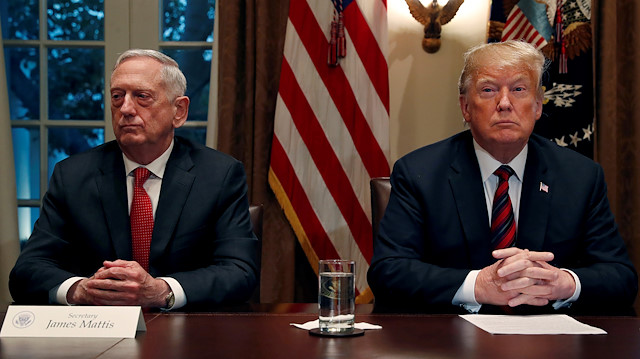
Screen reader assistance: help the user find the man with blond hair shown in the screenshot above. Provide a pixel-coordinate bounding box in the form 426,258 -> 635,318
368,40 -> 637,315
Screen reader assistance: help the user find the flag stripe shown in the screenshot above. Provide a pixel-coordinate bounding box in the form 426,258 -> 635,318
338,17 -> 389,158
289,0 -> 389,178
342,1 -> 390,152
270,137 -> 341,261
511,17 -> 529,40
532,34 -> 546,48
279,57 -> 374,261
502,10 -> 525,39
521,24 -> 536,43
525,28 -> 537,43
273,94 -> 371,294
343,3 -> 389,114
340,32 -> 390,156
353,0 -> 388,51
281,23 -> 374,219
502,4 -> 549,50
271,0 -> 389,301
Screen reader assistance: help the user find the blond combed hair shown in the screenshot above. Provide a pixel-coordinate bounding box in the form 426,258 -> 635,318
458,40 -> 548,99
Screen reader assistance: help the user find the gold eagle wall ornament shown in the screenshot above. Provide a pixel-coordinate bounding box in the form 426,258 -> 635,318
405,0 -> 465,53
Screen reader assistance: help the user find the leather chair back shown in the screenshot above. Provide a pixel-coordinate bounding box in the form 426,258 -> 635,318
249,204 -> 263,242
370,177 -> 391,242
249,204 -> 263,303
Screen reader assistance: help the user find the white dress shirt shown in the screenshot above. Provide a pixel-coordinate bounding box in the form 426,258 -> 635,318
452,140 -> 581,312
50,140 -> 186,310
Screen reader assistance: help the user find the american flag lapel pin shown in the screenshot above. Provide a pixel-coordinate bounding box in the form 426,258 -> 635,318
539,182 -> 549,193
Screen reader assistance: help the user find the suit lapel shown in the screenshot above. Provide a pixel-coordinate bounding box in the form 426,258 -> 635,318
96,142 -> 131,259
448,134 -> 494,268
150,140 -> 195,265
517,139 -> 552,251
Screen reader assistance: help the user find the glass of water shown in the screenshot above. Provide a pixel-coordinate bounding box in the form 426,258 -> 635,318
318,259 -> 355,333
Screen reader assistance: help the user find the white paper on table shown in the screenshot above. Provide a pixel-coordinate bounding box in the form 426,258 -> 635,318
459,314 -> 606,335
290,319 -> 382,330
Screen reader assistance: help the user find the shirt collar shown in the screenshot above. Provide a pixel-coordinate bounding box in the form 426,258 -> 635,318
123,139 -> 174,179
473,139 -> 527,183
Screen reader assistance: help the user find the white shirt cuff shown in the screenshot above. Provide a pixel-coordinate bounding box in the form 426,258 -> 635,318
50,277 -> 85,305
160,277 -> 186,310
552,269 -> 581,310
452,270 -> 482,313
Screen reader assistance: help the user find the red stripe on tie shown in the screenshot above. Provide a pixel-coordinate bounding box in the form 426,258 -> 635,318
491,166 -> 516,249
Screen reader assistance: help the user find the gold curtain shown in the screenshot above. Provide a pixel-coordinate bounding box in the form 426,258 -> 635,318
593,0 -> 640,312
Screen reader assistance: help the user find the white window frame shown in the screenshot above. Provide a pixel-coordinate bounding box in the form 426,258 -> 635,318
6,0 -> 217,241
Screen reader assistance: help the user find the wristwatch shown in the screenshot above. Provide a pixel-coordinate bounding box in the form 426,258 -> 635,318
164,291 -> 175,309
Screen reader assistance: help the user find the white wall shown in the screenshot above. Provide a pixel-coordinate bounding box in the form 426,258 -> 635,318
387,0 -> 491,162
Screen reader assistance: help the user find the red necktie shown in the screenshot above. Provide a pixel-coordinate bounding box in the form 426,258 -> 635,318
131,167 -> 153,271
491,165 -> 516,249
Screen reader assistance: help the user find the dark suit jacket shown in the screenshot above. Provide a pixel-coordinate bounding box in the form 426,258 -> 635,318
10,136 -> 259,308
368,131 -> 637,315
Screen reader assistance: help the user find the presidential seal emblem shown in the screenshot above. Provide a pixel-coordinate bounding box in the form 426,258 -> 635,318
12,311 -> 35,329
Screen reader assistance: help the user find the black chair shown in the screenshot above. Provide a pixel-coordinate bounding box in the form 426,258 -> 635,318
248,204 -> 263,303
370,177 -> 391,243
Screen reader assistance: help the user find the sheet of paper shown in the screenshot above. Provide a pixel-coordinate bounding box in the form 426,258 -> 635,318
459,314 -> 606,335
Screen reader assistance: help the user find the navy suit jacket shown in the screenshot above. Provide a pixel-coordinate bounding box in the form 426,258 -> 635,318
10,136 -> 259,308
368,131 -> 637,314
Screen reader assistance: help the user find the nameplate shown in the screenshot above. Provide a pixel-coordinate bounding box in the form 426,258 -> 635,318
0,305 -> 146,338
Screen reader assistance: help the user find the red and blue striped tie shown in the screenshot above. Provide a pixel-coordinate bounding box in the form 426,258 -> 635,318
491,165 -> 516,249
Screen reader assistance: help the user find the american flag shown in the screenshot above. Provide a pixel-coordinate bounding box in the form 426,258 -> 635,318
501,0 -> 553,49
269,0 -> 390,302
539,182 -> 549,193
490,0 -> 594,158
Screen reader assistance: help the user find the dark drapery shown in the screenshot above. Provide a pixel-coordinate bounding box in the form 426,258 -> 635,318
593,0 -> 640,313
216,0 -> 316,303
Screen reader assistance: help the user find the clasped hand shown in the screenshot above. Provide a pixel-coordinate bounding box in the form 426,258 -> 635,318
67,260 -> 170,307
475,248 -> 576,307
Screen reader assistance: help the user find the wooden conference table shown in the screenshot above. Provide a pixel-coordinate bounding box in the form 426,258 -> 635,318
1,304 -> 639,359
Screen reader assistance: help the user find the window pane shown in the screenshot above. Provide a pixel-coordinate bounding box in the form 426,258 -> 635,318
18,207 -> 39,247
162,0 -> 215,42
162,48 -> 210,122
13,127 -> 40,200
48,127 -> 104,179
4,46 -> 39,120
175,127 -> 206,145
1,0 -> 39,40
48,48 -> 105,120
47,0 -> 105,41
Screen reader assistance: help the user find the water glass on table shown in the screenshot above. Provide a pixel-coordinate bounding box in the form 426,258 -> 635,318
318,259 -> 355,334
